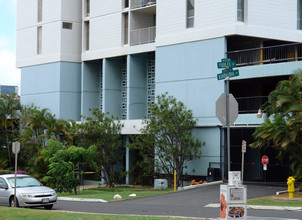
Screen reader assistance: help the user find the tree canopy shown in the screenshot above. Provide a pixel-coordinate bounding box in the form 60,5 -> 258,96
251,71 -> 302,180
0,93 -> 21,167
42,140 -> 97,194
76,108 -> 124,187
131,93 -> 203,187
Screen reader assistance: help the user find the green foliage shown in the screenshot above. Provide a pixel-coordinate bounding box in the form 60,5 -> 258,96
76,108 -> 124,187
131,93 -> 203,187
0,93 -> 21,167
18,105 -> 57,178
251,71 -> 302,181
42,140 -> 97,194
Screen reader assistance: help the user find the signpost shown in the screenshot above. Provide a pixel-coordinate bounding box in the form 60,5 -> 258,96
241,140 -> 246,183
216,58 -> 239,180
217,59 -> 246,219
261,155 -> 269,170
12,141 -> 20,208
261,155 -> 269,183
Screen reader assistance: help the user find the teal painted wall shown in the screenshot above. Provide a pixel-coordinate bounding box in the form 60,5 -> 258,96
156,37 -> 226,127
184,127 -> 221,176
155,38 -> 226,176
103,58 -> 123,118
81,61 -> 101,118
128,54 -> 148,119
21,62 -> 81,121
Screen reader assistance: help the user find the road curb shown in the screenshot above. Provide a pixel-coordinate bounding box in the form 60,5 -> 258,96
58,197 -> 108,203
205,203 -> 302,212
178,181 -> 223,191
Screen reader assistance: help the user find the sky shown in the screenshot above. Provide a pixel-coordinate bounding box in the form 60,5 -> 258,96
0,0 -> 20,87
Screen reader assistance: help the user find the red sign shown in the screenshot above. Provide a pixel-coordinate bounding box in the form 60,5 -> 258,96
261,155 -> 269,166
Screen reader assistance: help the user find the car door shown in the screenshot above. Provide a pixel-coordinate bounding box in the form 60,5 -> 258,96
0,177 -> 9,206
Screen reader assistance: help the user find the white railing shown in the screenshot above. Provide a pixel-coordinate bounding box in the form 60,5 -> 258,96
131,0 -> 156,9
130,26 -> 156,46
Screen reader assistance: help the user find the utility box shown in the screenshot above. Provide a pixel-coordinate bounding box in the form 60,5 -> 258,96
154,179 -> 168,189
220,172 -> 247,219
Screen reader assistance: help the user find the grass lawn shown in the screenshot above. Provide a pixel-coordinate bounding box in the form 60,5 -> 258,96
58,186 -> 174,202
0,207 -> 186,220
248,191 -> 302,207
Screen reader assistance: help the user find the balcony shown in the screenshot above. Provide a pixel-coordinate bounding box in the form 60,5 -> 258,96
236,96 -> 268,114
130,26 -> 156,46
131,0 -> 156,10
227,43 -> 302,67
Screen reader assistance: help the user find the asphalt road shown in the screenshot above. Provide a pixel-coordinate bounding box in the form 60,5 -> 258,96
51,184 -> 302,219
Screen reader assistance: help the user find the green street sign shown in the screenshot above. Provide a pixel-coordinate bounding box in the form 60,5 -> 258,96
221,58 -> 231,62
217,60 -> 237,69
217,69 -> 239,80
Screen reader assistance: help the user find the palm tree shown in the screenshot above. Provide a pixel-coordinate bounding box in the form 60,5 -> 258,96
0,93 -> 21,167
20,106 -> 54,152
251,70 -> 302,180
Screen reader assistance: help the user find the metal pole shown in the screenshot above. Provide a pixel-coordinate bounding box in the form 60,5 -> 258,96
14,151 -> 17,207
241,152 -> 244,184
225,77 -> 230,180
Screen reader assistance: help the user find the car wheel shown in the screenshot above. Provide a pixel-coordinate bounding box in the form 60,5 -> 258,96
9,196 -> 19,207
44,204 -> 53,210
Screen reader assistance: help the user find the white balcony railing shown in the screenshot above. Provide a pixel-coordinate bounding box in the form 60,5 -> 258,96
130,26 -> 156,46
131,0 -> 156,9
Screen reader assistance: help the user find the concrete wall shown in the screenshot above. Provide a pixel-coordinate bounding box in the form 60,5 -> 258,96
17,0 -> 82,67
156,37 -> 225,126
21,62 -> 81,121
185,127 -> 221,176
128,54 -> 148,119
81,61 -> 102,118
103,58 -> 123,118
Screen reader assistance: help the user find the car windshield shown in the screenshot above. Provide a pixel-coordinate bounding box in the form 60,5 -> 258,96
7,177 -> 42,188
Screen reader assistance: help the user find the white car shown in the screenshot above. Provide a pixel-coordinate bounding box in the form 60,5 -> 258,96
0,174 -> 57,209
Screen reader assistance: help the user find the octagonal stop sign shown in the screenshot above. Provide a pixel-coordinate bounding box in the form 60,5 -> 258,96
262,155 -> 269,166
216,93 -> 238,126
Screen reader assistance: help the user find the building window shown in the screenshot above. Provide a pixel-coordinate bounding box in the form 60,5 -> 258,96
298,0 -> 302,29
237,0 -> 244,22
85,0 -> 90,17
123,13 -> 128,45
37,26 -> 42,54
85,21 -> 90,51
186,0 -> 194,28
62,22 -> 72,30
123,0 -> 129,8
38,0 -> 42,22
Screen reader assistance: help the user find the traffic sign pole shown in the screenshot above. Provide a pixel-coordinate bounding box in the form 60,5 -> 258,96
225,77 -> 231,181
12,141 -> 20,208
216,58 -> 239,181
241,140 -> 246,183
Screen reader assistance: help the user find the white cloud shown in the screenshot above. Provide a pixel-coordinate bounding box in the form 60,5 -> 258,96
0,35 -> 12,50
0,49 -> 20,86
0,0 -> 17,14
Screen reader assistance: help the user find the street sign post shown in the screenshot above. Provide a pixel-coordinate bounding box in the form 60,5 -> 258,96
261,155 -> 269,170
216,58 -> 239,181
12,141 -> 20,208
261,155 -> 269,183
241,140 -> 246,182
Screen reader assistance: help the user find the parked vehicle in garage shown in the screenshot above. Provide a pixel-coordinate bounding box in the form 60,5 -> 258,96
0,174 -> 57,209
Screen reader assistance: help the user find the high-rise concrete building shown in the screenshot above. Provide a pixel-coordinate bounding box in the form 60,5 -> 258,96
17,0 -> 302,183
